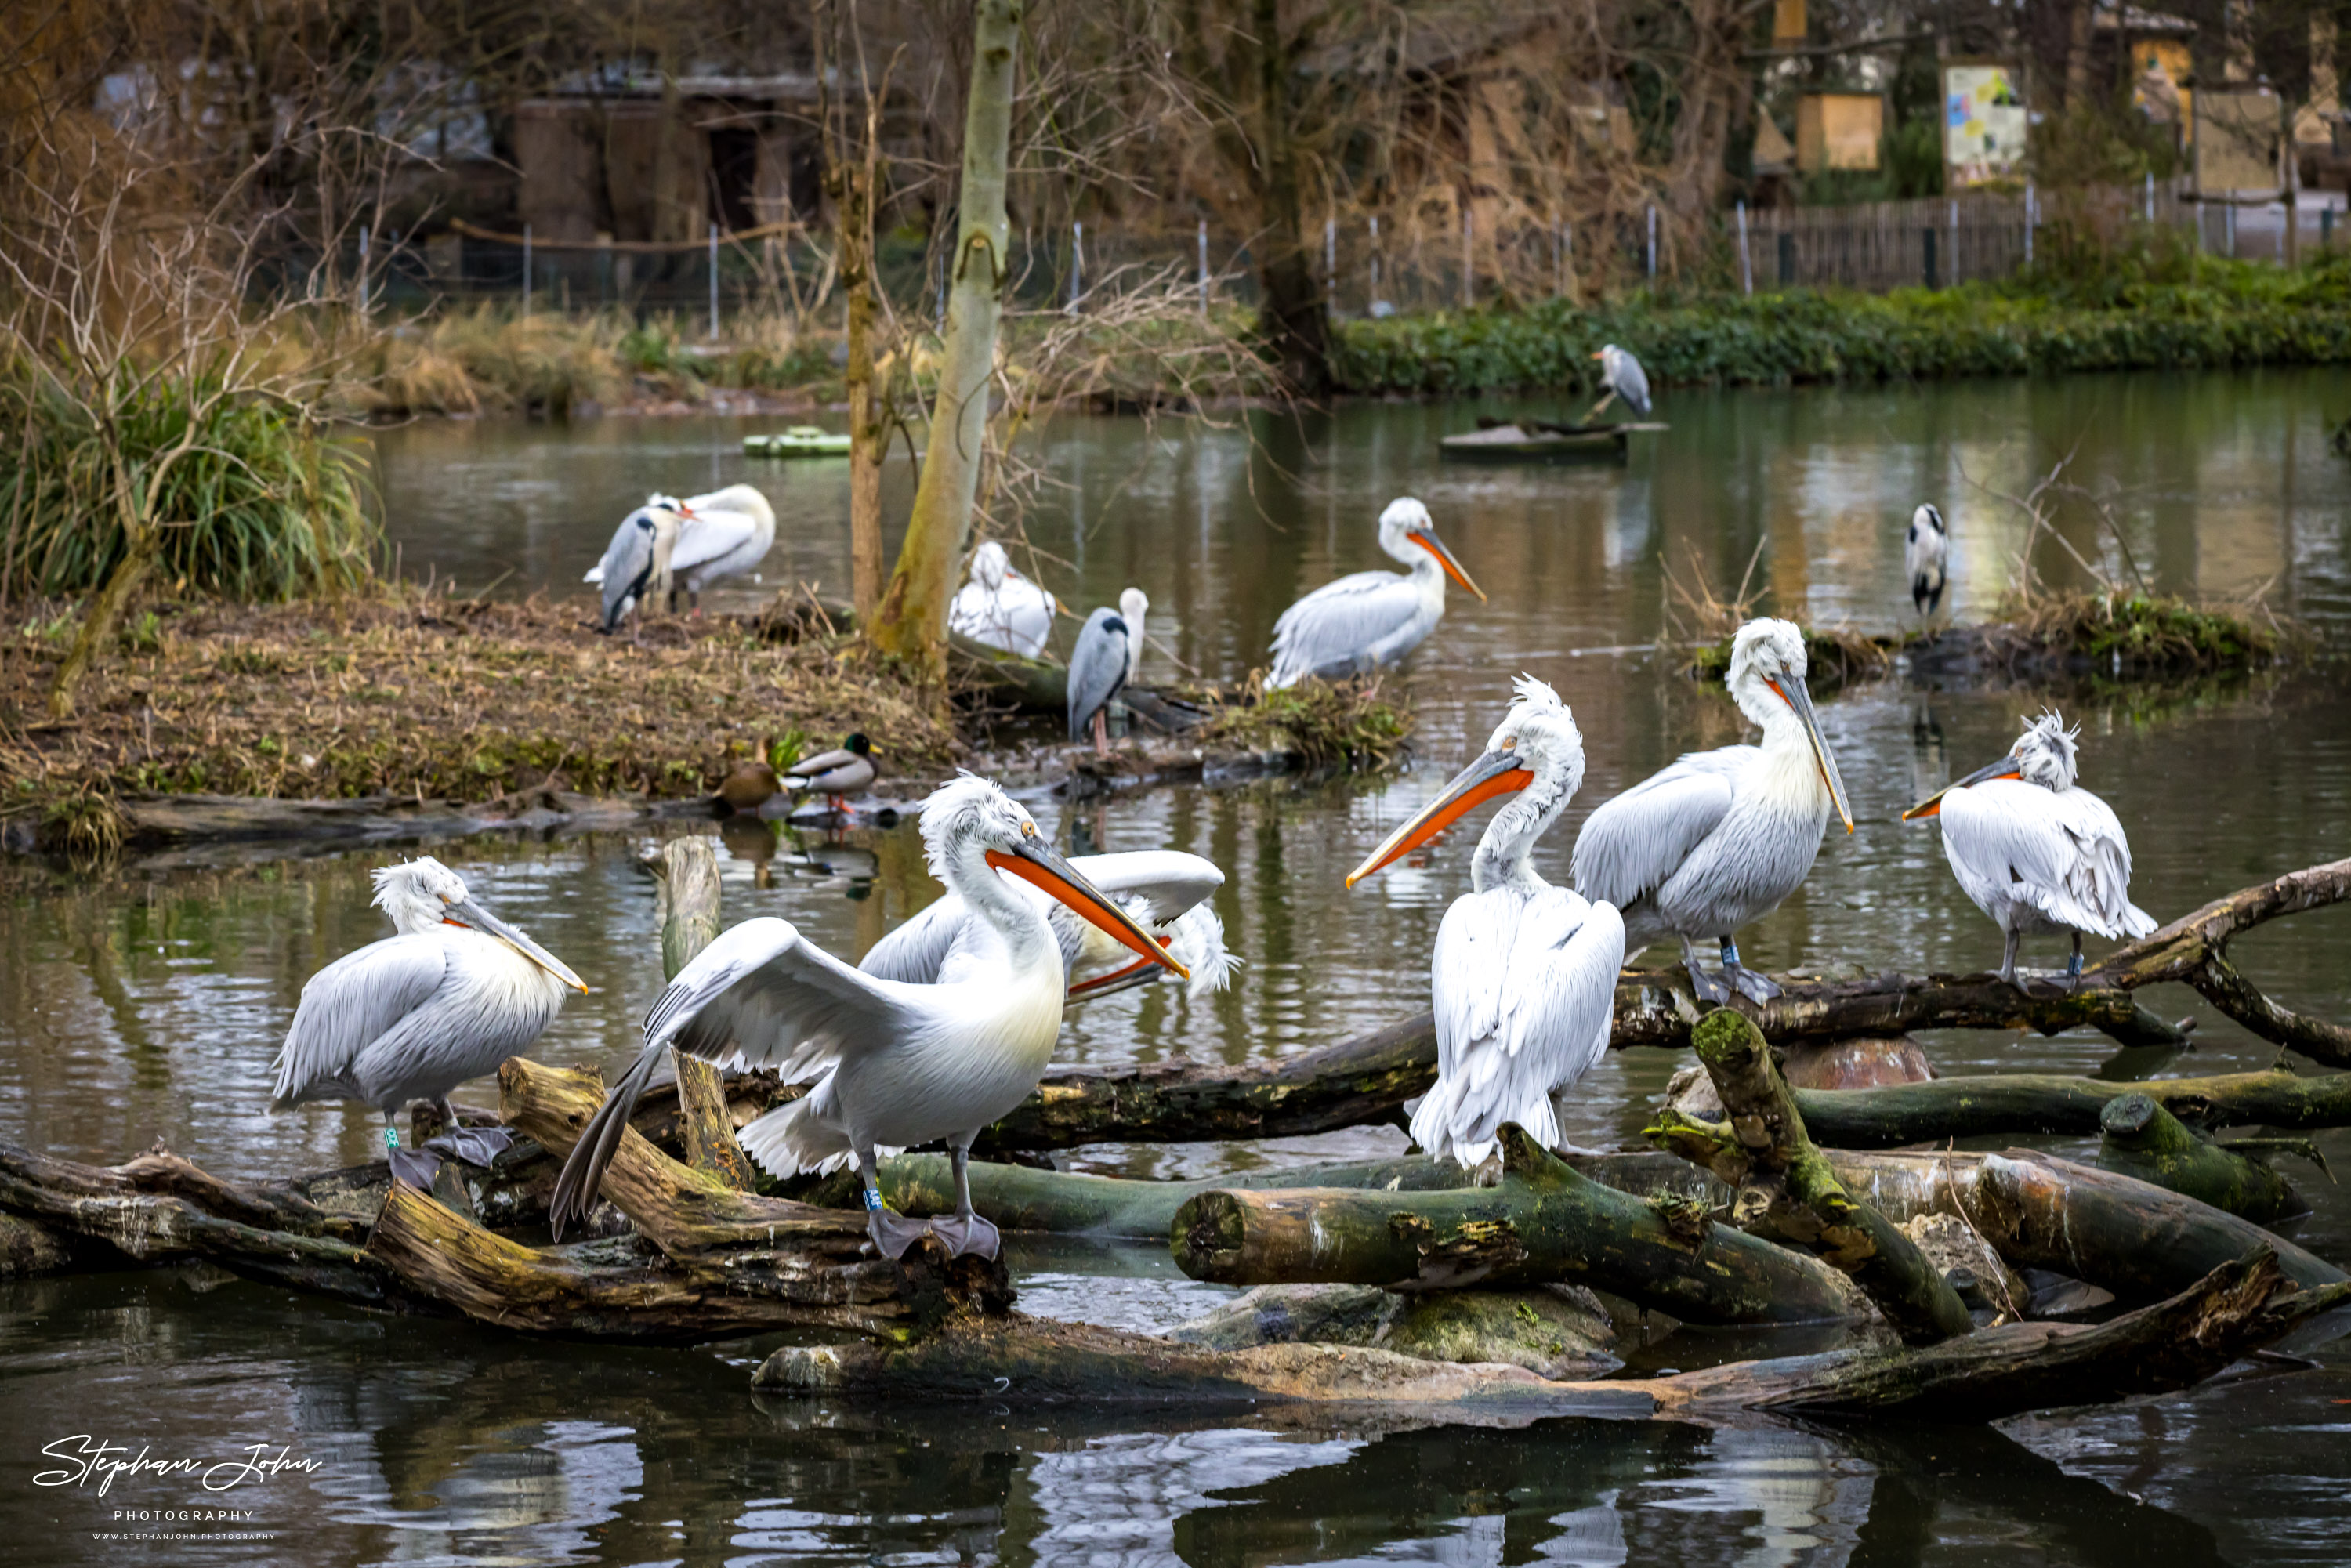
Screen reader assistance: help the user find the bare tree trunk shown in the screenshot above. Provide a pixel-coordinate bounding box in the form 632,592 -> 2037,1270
1248,0 -> 1329,396
2066,0 -> 2096,106
867,0 -> 1018,671
48,447 -> 160,719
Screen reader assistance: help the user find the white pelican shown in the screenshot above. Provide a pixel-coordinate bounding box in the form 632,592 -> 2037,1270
949,541 -> 1059,658
1068,588 -> 1147,753
548,775 -> 1186,1258
783,733 -> 879,811
1267,498 -> 1484,690
585,483 -> 776,616
1906,503 -> 1948,620
269,856 -> 587,1186
860,847 -> 1239,1003
1590,344 -> 1651,417
1572,618 -> 1853,1005
1346,676 -> 1626,1168
1903,709 -> 2154,988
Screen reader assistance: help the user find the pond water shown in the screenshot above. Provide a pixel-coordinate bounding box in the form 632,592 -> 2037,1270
6,368 -> 2351,1564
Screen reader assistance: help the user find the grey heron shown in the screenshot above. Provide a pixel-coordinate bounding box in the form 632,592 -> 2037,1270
1906,503 -> 1949,620
860,846 -> 1238,1003
591,500 -> 684,635
585,483 -> 776,616
950,541 -> 1059,658
547,773 -> 1187,1258
782,733 -> 878,813
1267,498 -> 1483,690
1067,588 -> 1147,754
269,856 -> 587,1187
1903,709 -> 2154,988
1572,618 -> 1854,1005
1589,344 -> 1651,418
1346,675 -> 1627,1168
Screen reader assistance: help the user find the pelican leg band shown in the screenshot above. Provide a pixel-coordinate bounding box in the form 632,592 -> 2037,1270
1720,939 -> 1741,969
385,1126 -> 399,1150
862,1186 -> 884,1213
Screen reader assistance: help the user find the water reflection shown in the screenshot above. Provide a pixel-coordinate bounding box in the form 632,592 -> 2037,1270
8,378 -> 2351,1562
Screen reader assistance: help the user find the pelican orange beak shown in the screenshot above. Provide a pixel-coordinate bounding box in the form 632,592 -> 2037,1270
1589,351 -> 1604,361
987,835 -> 1188,980
1346,748 -> 1532,888
445,899 -> 589,991
1407,530 -> 1486,602
1902,755 -> 2023,820
1066,935 -> 1177,1001
1766,675 -> 1854,835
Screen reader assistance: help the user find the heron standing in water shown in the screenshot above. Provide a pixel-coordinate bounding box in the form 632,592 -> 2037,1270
1904,709 -> 2154,989
548,775 -> 1187,1259
1572,618 -> 1853,1005
1347,676 -> 1626,1168
270,857 -> 586,1187
1588,344 -> 1651,418
1906,503 -> 1949,621
1268,498 -> 1483,689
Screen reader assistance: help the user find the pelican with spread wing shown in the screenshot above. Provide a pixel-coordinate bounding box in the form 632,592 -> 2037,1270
1267,498 -> 1484,689
860,846 -> 1238,1003
270,856 -> 587,1187
1571,618 -> 1853,1005
1347,676 -> 1625,1167
548,775 -> 1186,1259
1904,709 -> 2154,988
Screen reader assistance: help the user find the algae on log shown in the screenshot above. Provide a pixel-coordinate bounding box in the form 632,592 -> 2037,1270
1169,1128 -> 1863,1325
1789,1066 -> 2351,1149
2097,1092 -> 2303,1225
1690,1010 -> 1973,1345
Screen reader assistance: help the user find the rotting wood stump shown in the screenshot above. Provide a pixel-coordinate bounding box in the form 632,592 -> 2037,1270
1168,1128 -> 1864,1325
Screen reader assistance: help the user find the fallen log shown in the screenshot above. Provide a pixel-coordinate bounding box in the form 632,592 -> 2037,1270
2086,855 -> 2351,1066
756,1249 -> 2347,1425
1168,1128 -> 1864,1325
1788,1066 -> 2351,1148
1688,1010 -> 1972,1343
1743,1249 -> 2351,1419
2096,1092 -> 2303,1224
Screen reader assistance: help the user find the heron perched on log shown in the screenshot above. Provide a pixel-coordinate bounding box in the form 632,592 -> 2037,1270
1068,588 -> 1147,754
269,856 -> 587,1187
782,733 -> 879,813
950,541 -> 1059,659
860,846 -> 1238,1002
1904,709 -> 2155,990
548,774 -> 1187,1259
585,483 -> 776,621
1347,675 -> 1626,1168
1906,503 -> 1949,621
1572,618 -> 1853,1006
1588,344 -> 1651,418
1267,498 -> 1483,689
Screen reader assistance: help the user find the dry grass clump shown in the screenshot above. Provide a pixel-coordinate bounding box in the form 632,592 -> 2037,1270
1983,587 -> 2301,676
1192,675 -> 1412,770
1661,540 -> 1894,693
342,308 -> 632,418
1,587 -> 956,838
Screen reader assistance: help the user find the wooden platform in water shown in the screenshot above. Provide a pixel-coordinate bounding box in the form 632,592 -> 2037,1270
1440,418 -> 1668,462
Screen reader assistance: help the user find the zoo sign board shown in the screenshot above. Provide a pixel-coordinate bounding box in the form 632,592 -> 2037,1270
1944,63 -> 2027,187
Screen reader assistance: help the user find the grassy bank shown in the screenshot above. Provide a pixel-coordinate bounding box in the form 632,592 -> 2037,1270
1333,252 -> 2351,395
2,591 -> 957,850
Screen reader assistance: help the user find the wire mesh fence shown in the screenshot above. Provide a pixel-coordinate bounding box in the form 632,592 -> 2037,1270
316,179 -> 2329,327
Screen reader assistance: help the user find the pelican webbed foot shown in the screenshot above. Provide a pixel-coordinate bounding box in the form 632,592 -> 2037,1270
1729,966 -> 1784,1005
864,1204 -> 938,1261
387,1144 -> 444,1190
430,1124 -> 516,1168
1684,964 -> 1734,1006
928,1213 -> 1003,1261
